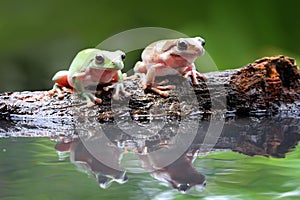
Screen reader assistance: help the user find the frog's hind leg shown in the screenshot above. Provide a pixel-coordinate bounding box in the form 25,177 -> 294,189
52,84 -> 67,99
150,79 -> 176,91
150,87 -> 170,97
148,82 -> 175,98
51,70 -> 72,99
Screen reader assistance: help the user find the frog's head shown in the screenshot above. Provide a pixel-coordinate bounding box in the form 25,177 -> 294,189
89,50 -> 126,71
171,37 -> 205,63
168,171 -> 206,194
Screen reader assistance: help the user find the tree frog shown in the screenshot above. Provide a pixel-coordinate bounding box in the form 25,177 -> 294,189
52,48 -> 129,106
134,37 -> 206,96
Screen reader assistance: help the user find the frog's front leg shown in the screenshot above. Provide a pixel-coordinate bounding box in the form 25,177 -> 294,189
183,64 -> 207,85
133,61 -> 148,88
72,73 -> 102,107
104,82 -> 130,100
103,71 -> 130,100
135,62 -> 165,89
144,63 -> 164,87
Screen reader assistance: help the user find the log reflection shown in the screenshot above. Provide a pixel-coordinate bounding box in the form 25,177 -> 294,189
53,114 -> 300,192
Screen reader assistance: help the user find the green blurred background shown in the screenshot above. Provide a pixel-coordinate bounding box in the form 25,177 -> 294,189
0,0 -> 299,92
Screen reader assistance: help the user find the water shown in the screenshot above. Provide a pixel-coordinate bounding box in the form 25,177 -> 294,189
1,137 -> 300,200
1,103 -> 300,200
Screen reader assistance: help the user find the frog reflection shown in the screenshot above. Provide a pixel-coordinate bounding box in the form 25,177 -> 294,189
138,149 -> 206,193
53,135 -> 206,193
55,136 -> 128,189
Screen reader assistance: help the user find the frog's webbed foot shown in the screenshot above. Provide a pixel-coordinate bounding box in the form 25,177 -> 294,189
97,175 -> 113,189
184,70 -> 207,85
52,84 -> 73,99
148,81 -> 176,97
149,86 -> 170,97
103,82 -> 130,101
81,92 -> 102,107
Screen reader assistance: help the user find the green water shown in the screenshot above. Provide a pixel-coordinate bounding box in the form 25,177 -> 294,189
1,138 -> 299,200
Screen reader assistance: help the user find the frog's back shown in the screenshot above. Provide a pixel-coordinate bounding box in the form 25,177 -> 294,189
68,48 -> 99,74
141,39 -> 177,61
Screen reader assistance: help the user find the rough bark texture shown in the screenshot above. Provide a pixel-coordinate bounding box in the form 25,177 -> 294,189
0,55 -> 300,157
1,55 -> 299,119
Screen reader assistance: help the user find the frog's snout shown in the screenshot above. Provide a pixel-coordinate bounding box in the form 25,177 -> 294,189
111,60 -> 124,69
201,39 -> 205,47
195,37 -> 205,47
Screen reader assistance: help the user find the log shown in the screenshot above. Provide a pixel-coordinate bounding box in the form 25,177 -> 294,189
0,55 -> 300,157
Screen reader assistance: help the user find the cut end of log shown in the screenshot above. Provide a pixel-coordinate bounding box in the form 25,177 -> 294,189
227,55 -> 300,113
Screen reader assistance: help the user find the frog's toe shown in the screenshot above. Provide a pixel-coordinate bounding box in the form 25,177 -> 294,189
156,85 -> 176,90
103,86 -> 110,91
150,87 -> 169,97
142,84 -> 148,90
185,71 -> 206,84
57,93 -> 65,100
112,93 -> 120,101
155,79 -> 169,86
195,72 -> 207,81
123,91 -> 131,97
94,97 -> 103,105
48,89 -> 56,95
192,75 -> 199,85
86,101 -> 95,107
82,93 -> 101,106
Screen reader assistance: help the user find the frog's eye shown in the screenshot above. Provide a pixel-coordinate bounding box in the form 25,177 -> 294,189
121,54 -> 126,60
177,41 -> 188,51
95,55 -> 104,64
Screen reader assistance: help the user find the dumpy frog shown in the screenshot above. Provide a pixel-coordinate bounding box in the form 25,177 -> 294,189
52,48 -> 129,106
134,37 -> 206,96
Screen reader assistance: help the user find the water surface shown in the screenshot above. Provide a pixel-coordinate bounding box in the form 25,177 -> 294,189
1,137 -> 300,200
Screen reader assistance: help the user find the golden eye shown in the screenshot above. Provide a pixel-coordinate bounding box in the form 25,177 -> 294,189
121,54 -> 126,60
95,55 -> 104,64
177,41 -> 188,51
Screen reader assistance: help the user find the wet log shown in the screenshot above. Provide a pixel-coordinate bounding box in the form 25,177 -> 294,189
1,55 -> 299,121
0,55 -> 300,157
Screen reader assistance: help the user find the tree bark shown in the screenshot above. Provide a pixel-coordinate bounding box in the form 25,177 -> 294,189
0,55 -> 299,157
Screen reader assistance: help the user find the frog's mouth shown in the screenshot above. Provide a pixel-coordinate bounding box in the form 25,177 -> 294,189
170,53 -> 194,63
88,67 -> 120,78
89,67 -> 121,72
171,50 -> 203,63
